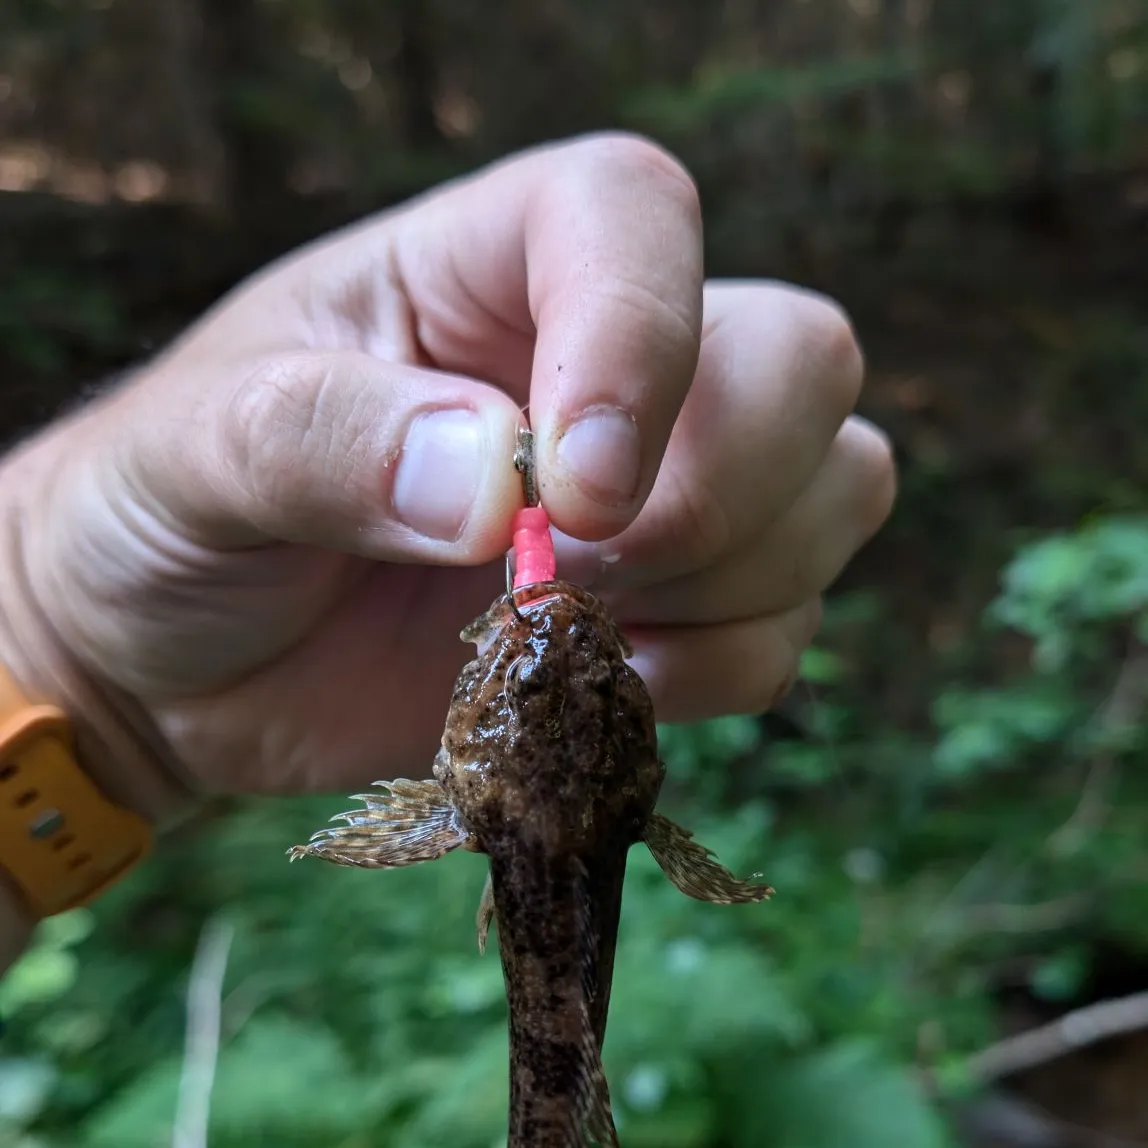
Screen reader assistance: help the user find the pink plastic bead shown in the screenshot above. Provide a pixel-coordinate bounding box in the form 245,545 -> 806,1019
512,506 -> 556,588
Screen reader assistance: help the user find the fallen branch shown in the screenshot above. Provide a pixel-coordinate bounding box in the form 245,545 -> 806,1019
952,894 -> 1091,939
967,988 -> 1148,1084
1047,642 -> 1148,856
172,916 -> 235,1148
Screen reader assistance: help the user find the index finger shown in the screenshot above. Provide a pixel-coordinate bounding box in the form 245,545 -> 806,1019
523,135 -> 705,540
396,133 -> 706,541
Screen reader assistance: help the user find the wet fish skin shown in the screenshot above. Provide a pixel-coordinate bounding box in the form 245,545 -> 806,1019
290,580 -> 772,1147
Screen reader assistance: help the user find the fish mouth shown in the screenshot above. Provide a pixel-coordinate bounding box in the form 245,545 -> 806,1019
461,579 -> 605,653
508,578 -> 600,615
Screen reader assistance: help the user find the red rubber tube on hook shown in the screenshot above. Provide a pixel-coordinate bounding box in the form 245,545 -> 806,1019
512,506 -> 556,589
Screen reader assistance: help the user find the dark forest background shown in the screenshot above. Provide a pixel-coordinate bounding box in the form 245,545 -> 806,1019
1,1 -> 1147,1146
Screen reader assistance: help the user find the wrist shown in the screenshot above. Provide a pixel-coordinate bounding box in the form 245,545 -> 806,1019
0,436 -> 199,833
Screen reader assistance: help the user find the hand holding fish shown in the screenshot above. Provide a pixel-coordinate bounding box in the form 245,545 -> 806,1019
0,133 -> 894,821
292,430 -> 777,1146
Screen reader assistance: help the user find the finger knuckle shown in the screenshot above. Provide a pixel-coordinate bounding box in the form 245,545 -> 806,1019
575,132 -> 701,225
222,354 -> 333,508
747,602 -> 822,712
660,468 -> 733,575
795,292 -> 866,416
848,418 -> 898,537
726,619 -> 805,715
799,596 -> 825,647
600,268 -> 702,365
742,652 -> 797,715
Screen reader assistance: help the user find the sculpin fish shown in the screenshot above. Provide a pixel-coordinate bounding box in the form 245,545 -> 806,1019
290,473 -> 772,1148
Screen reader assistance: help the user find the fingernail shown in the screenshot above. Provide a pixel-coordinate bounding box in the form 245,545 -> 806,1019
393,408 -> 484,541
557,405 -> 641,507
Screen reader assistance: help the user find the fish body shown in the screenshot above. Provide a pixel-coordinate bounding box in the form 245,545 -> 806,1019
290,579 -> 771,1147
442,582 -> 660,1144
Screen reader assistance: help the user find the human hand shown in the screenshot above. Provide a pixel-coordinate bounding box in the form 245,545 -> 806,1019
0,133 -> 894,815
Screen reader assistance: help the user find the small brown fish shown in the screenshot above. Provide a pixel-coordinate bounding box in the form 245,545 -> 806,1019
289,577 -> 772,1147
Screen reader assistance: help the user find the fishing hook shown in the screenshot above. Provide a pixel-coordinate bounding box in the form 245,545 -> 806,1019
514,426 -> 539,508
507,555 -> 525,623
506,423 -> 538,623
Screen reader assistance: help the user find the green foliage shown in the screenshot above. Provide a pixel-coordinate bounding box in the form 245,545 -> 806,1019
992,515 -> 1148,666
0,911 -> 93,1145
1,794 -> 953,1148
0,2 -> 1146,1144
933,515 -> 1148,781
5,509 -> 1144,1146
626,55 -> 922,132
0,277 -> 126,378
0,912 -> 91,1016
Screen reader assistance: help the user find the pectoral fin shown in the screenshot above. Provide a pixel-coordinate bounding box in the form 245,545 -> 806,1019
288,778 -> 469,869
644,812 -> 773,904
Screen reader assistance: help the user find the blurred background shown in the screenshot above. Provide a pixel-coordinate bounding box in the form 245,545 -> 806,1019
1,1 -> 1147,1145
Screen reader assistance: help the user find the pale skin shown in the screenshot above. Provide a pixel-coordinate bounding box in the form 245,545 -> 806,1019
0,133 -> 895,967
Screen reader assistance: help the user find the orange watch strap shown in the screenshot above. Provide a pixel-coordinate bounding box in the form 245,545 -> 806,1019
0,660 -> 153,919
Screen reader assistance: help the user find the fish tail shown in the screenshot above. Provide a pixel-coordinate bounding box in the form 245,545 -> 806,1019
489,848 -> 624,1148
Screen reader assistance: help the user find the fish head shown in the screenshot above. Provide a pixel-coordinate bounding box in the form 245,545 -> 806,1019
438,580 -> 662,852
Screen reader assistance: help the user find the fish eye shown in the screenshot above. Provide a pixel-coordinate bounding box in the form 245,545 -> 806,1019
505,656 -> 531,694
505,654 -> 544,697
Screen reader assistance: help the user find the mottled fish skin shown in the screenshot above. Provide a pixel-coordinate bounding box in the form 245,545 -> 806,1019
438,581 -> 660,1146
289,579 -> 773,1148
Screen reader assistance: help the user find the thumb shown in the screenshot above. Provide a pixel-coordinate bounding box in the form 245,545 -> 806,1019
121,350 -> 524,564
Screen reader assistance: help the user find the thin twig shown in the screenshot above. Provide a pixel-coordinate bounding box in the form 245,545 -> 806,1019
172,916 -> 235,1148
1047,642 -> 1148,856
956,894 -> 1090,937
221,971 -> 277,1040
966,988 -> 1148,1083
